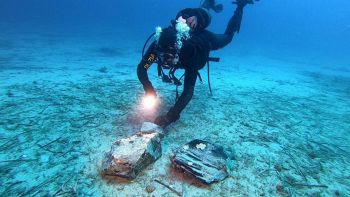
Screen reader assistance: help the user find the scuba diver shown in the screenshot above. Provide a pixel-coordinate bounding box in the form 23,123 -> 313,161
137,0 -> 256,127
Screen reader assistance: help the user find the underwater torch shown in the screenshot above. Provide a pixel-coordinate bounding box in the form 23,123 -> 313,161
142,95 -> 158,110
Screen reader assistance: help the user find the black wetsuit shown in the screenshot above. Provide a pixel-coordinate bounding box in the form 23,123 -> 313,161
137,4 -> 245,125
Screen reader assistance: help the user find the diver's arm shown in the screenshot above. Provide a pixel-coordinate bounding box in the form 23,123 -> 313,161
137,42 -> 157,96
170,68 -> 197,116
155,68 -> 197,127
225,2 -> 245,36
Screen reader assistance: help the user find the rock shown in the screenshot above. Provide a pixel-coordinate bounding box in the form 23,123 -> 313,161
171,139 -> 229,185
335,190 -> 340,196
146,185 -> 155,193
140,122 -> 164,135
102,131 -> 162,179
276,184 -> 283,193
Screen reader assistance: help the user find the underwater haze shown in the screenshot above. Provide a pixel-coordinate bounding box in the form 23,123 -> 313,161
0,0 -> 349,196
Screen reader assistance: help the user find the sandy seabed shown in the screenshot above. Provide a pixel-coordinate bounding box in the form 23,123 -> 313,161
0,32 -> 349,196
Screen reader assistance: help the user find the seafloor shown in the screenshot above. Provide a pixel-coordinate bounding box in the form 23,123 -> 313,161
0,30 -> 349,197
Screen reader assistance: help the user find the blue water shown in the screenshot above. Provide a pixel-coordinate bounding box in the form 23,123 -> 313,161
1,0 -> 349,65
0,0 -> 349,196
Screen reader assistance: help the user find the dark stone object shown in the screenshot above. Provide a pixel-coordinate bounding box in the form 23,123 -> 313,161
102,130 -> 162,179
171,139 -> 228,185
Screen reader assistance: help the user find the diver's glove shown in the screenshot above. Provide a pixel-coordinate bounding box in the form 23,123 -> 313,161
154,108 -> 180,127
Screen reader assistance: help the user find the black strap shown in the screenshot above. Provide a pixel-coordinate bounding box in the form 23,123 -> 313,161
173,55 -> 219,100
142,32 -> 156,58
157,63 -> 162,77
207,61 -> 212,95
175,72 -> 185,101
197,71 -> 203,84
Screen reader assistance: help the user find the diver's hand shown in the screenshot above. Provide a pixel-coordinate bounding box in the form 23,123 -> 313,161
145,85 -> 157,98
154,115 -> 171,127
154,109 -> 180,127
186,16 -> 198,30
146,89 -> 157,98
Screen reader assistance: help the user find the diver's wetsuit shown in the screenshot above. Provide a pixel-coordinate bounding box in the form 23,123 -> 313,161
137,4 -> 246,125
